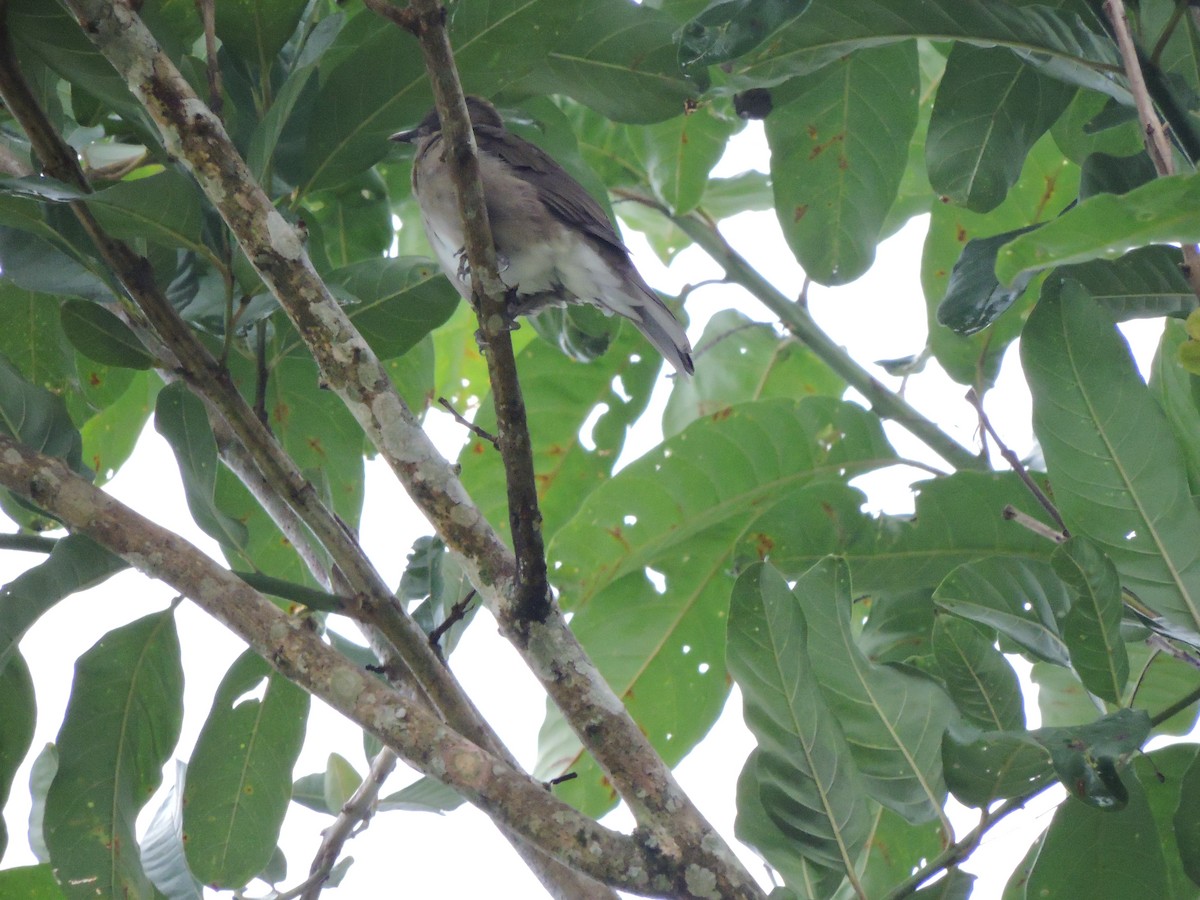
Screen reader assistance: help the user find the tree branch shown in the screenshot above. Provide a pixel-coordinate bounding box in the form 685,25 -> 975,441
0,434 -> 714,898
57,1 -> 762,894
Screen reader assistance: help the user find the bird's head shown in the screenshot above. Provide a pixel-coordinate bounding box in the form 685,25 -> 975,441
389,96 -> 503,144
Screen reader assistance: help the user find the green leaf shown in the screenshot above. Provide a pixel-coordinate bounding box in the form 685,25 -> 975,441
765,472 -> 1055,595
998,174 -> 1200,285
0,534 -> 127,672
921,134 -> 1077,387
1023,279 -> 1200,638
0,285 -> 76,397
0,354 -> 88,479
765,43 -> 918,285
44,609 -> 184,900
933,557 -> 1071,666
942,726 -> 1055,808
81,370 -> 161,484
1026,773 -> 1168,898
725,0 -> 1122,97
299,257 -> 460,361
323,753 -> 361,813
1051,536 -> 1128,705
1063,246 -> 1193,322
1175,750 -> 1200,889
183,650 -> 310,887
913,869 -> 974,900
1034,708 -> 1151,809
792,558 -> 955,824
141,762 -> 203,900
154,381 -> 250,553
733,750 -> 847,895
0,225 -> 113,303
536,3 -> 693,124
1078,150 -> 1157,201
0,651 -> 35,861
927,45 -> 1074,212
377,776 -> 465,814
935,225 -> 1039,336
662,309 -> 844,439
539,399 -> 895,813
59,300 -> 153,369
303,170 -> 393,269
728,562 -> 873,871
0,865 -> 63,899
932,616 -> 1024,732
215,0 -> 309,75
1131,746 -> 1200,896
460,321 -> 659,548
632,104 -> 737,215
677,0 -> 811,69
1152,321 -> 1200,494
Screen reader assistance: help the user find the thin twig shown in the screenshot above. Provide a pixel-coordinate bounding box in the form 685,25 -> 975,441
881,793 -> 1043,899
1102,0 -> 1200,300
1149,681 -> 1200,726
428,588 -> 477,657
967,389 -> 1068,533
298,748 -> 399,900
1146,633 -> 1200,670
193,0 -> 222,116
437,397 -> 497,448
1002,505 -> 1069,543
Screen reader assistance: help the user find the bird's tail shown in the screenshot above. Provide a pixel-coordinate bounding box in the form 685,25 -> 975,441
628,291 -> 694,375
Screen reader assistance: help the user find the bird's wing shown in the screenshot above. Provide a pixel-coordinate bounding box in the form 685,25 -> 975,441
474,125 -> 630,256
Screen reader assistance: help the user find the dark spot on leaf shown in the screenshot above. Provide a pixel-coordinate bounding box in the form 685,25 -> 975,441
794,204 -> 808,221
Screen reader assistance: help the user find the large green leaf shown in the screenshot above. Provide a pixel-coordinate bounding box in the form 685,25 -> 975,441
1063,246 -> 1193,322
725,0 -> 1122,97
942,726 -> 1055,808
183,650 -> 310,887
631,103 -> 737,215
1175,750 -> 1200,890
1025,774 -> 1168,898
934,557 -> 1071,667
538,398 -> 895,813
677,0 -> 811,69
927,45 -> 1074,213
154,381 -> 250,554
0,865 -> 63,899
662,310 -> 844,440
0,286 -> 76,396
1132,746 -> 1200,897
44,609 -> 184,900
765,42 -> 918,285
729,562 -> 873,872
59,300 -> 154,370
0,651 -> 35,862
0,534 -> 127,672
1151,321 -> 1200,494
932,616 -> 1024,732
767,473 -> 1054,596
284,257 -> 459,361
0,355 -> 88,477
1051,536 -> 1128,705
998,174 -> 1200,285
535,2 -> 694,124
215,0 -> 309,75
921,134 -> 1077,387
792,558 -> 955,824
1023,279 -> 1200,637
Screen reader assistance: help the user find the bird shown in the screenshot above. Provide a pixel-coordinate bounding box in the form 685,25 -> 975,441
390,97 -> 694,375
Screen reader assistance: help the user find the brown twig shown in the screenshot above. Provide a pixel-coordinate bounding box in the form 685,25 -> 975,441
297,748 -> 399,900
0,435 -> 680,896
967,389 -> 1068,534
428,588 -> 477,656
438,397 -> 498,448
1103,0 -> 1200,300
194,0 -> 222,116
1002,505 -> 1069,543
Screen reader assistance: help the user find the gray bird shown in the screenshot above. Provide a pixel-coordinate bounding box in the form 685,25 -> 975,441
391,97 -> 694,375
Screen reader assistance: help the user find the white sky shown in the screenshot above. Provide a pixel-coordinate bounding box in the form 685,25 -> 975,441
0,122 -> 1172,898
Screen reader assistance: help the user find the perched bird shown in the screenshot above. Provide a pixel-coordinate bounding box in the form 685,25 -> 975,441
391,97 -> 694,375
